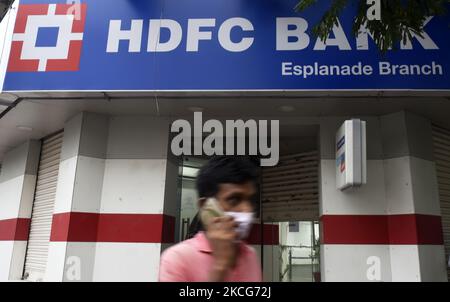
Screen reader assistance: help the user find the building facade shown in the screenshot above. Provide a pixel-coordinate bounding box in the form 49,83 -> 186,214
0,0 -> 449,282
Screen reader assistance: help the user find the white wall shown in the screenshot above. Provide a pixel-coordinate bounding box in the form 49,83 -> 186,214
319,112 -> 447,282
93,116 -> 172,281
46,113 -> 177,282
0,140 -> 40,281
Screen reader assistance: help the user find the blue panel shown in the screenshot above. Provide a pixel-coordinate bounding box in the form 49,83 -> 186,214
35,27 -> 59,47
3,0 -> 450,91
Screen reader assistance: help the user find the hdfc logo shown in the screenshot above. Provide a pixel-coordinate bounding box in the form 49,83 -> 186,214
7,3 -> 87,72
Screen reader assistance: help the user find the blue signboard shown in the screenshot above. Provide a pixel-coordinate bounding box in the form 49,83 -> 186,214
2,0 -> 450,91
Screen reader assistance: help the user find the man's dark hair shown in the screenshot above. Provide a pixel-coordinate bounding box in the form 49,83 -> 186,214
196,156 -> 259,198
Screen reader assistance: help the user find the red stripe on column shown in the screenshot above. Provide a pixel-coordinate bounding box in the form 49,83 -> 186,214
388,214 -> 444,245
97,214 -> 173,243
415,214 -> 444,244
321,215 -> 388,244
50,212 -> 176,243
50,212 -> 98,242
321,214 -> 443,245
0,218 -> 31,241
246,223 -> 279,245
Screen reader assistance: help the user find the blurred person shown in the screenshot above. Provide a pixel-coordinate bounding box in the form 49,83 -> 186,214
159,156 -> 262,282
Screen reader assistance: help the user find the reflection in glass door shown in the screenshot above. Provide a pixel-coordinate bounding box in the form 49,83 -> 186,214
260,151 -> 321,282
279,221 -> 320,282
176,155 -> 321,282
178,157 -> 207,242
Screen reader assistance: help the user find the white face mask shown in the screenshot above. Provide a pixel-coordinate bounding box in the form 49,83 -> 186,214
225,211 -> 255,240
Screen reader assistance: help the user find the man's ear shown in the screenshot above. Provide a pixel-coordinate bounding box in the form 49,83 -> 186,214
198,197 -> 207,209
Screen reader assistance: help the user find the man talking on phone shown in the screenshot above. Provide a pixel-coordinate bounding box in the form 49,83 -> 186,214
159,156 -> 262,282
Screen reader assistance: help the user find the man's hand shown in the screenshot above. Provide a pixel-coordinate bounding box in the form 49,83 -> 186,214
206,216 -> 239,282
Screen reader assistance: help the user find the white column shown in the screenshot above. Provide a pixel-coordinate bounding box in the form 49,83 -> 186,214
0,140 -> 41,281
319,117 -> 391,282
45,112 -> 108,282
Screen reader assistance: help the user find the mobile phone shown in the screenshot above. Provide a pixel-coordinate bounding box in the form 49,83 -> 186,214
199,198 -> 225,228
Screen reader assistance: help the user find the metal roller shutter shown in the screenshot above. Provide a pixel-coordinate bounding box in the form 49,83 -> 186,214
23,131 -> 63,281
261,151 -> 319,222
432,124 -> 450,281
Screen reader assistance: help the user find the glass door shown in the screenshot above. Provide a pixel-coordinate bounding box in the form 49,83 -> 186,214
278,221 -> 320,282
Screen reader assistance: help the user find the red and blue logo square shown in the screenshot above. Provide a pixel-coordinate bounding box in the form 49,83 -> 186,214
7,3 -> 87,72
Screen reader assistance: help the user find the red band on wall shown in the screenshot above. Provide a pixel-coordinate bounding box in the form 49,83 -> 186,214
50,213 -> 275,245
388,214 -> 444,245
0,218 -> 31,241
321,214 -> 444,245
50,213 -> 176,243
